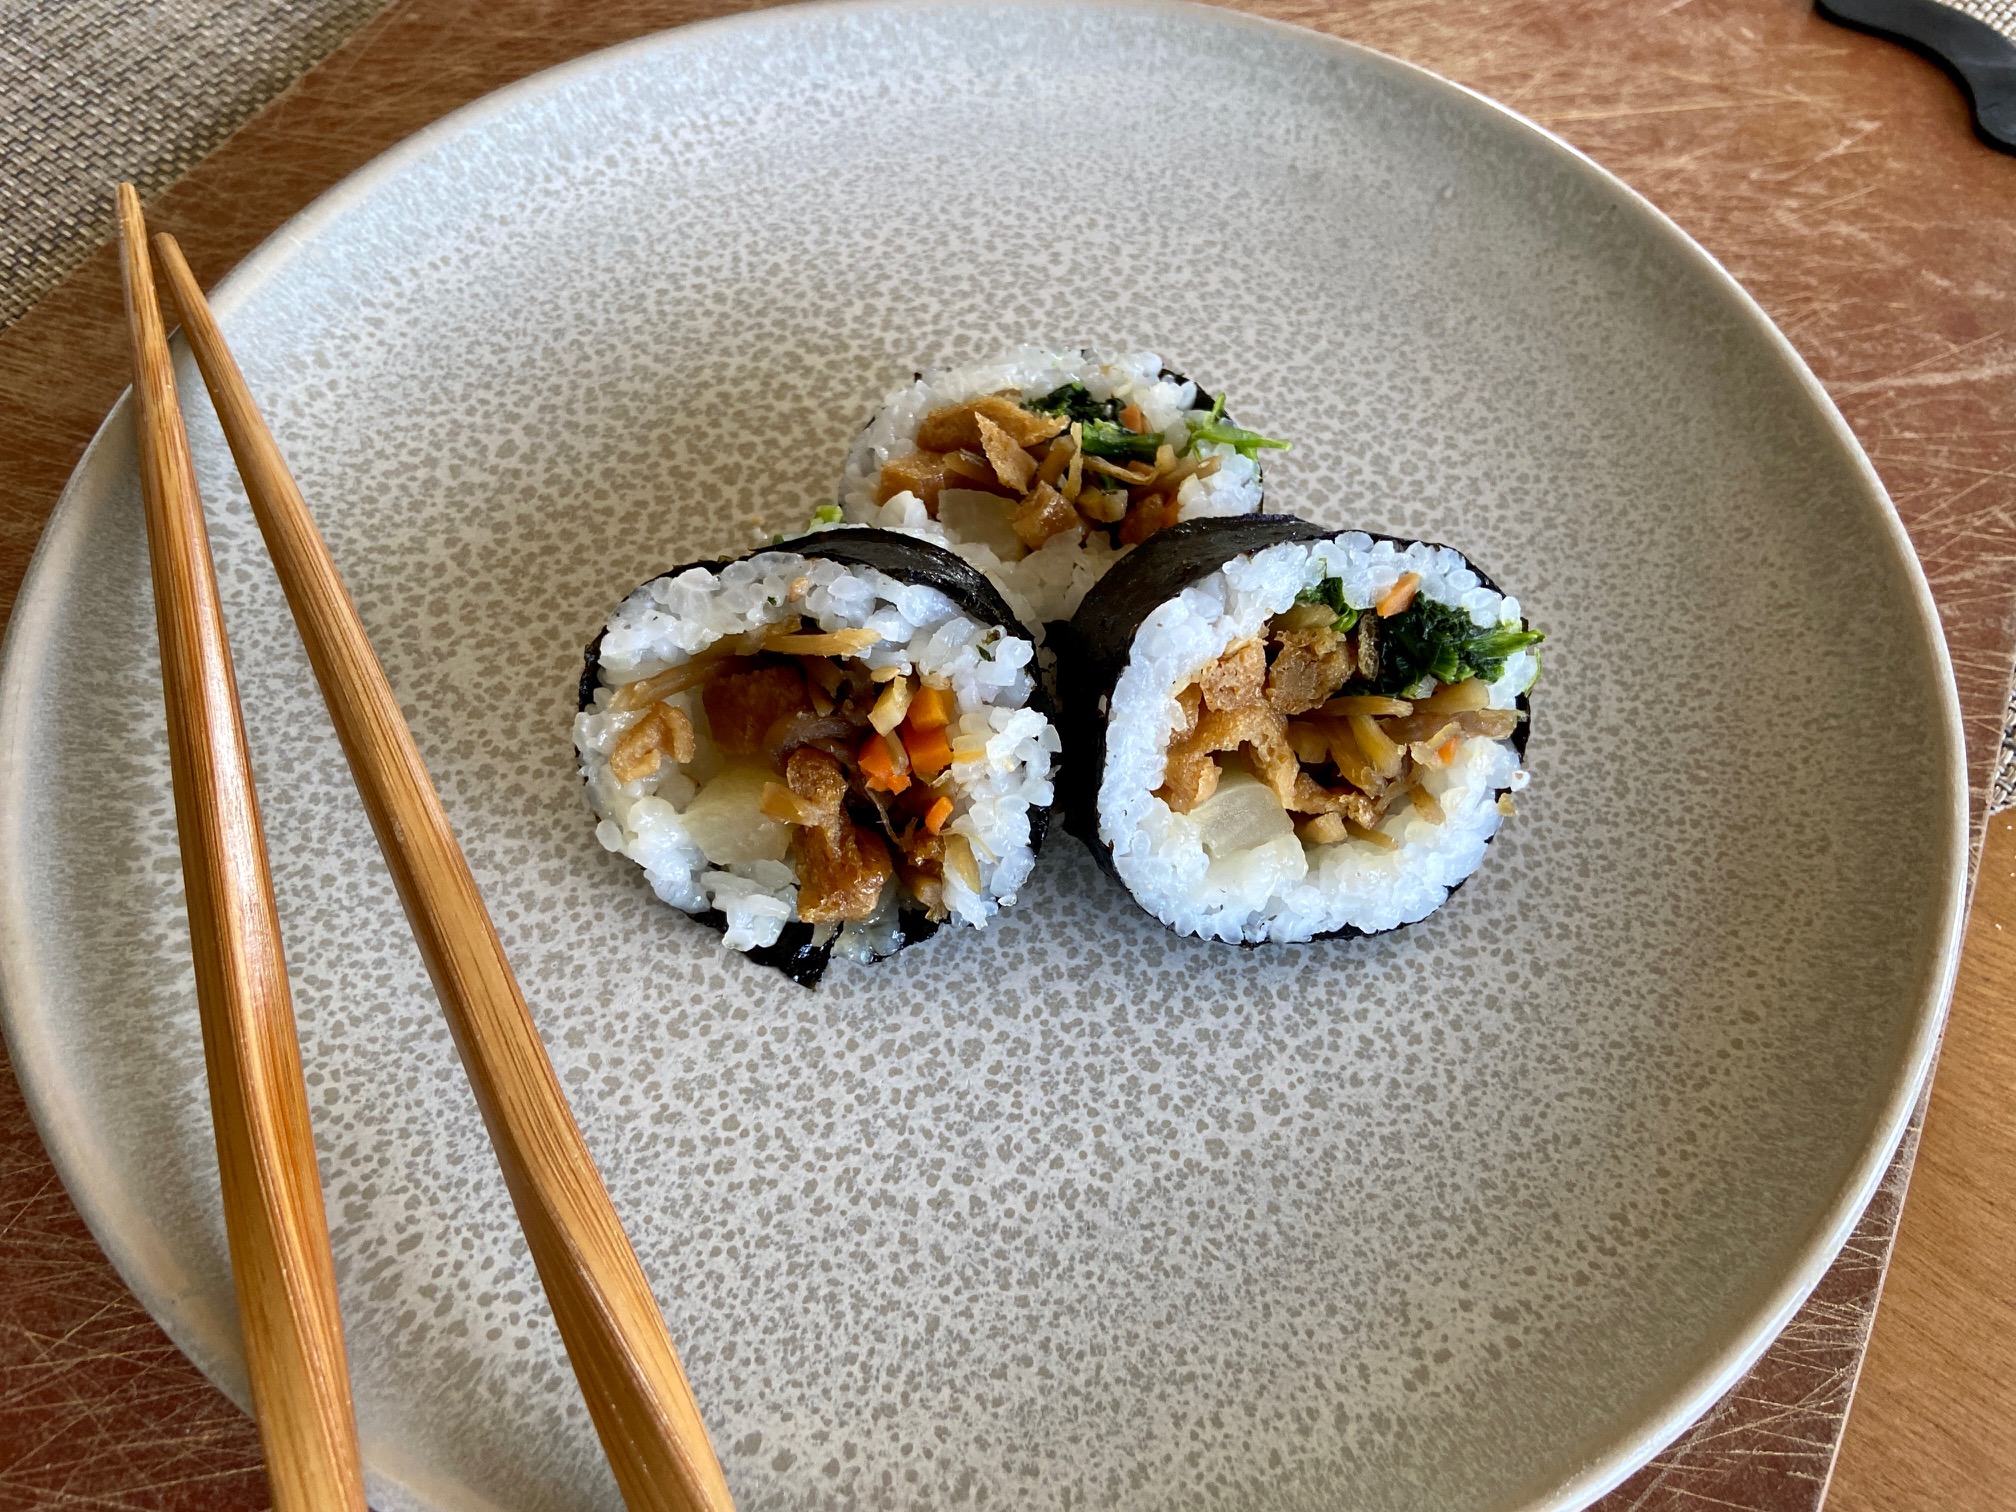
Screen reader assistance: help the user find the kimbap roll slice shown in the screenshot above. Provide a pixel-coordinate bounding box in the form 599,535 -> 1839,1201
835,347 -> 1287,628
576,528 -> 1060,985
1058,517 -> 1542,944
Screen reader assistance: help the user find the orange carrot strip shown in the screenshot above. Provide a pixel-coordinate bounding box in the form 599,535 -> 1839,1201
924,796 -> 954,834
1375,572 -> 1421,617
904,721 -> 954,780
907,683 -> 951,731
858,732 -> 909,792
1437,735 -> 1462,765
857,731 -> 894,778
1120,402 -> 1147,434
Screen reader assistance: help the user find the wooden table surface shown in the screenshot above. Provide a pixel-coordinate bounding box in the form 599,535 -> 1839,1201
1,1 -> 2012,1508
1831,812 -> 2016,1509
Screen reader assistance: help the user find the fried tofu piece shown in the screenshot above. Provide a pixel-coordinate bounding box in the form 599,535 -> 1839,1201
704,663 -> 810,756
656,704 -> 697,764
916,394 -> 1068,452
1288,771 -> 1380,825
1118,493 -> 1178,546
975,412 -> 1038,492
876,448 -> 1003,509
992,399 -> 1070,448
1157,704 -> 1297,813
1238,714 -> 1304,809
782,747 -> 892,923
782,745 -> 846,830
1156,700 -> 1380,825
1011,482 -> 1080,549
915,402 -> 983,452
1158,749 -> 1221,813
1175,703 -> 1287,767
1266,628 -> 1354,715
793,818 -> 892,922
1197,640 -> 1266,712
608,703 -> 697,783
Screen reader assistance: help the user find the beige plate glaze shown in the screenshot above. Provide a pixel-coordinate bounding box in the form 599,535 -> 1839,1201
0,4 -> 1968,1510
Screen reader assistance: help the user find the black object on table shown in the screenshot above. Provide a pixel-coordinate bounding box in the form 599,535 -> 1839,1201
1818,0 -> 2016,150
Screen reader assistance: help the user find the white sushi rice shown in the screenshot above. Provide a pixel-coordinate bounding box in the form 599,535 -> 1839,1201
575,552 -> 1059,960
837,347 -> 1267,626
1099,534 -> 1538,943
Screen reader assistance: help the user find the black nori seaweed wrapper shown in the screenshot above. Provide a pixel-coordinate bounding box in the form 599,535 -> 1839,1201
1054,515 -> 1533,944
580,527 -> 1055,986
1159,366 -> 1218,417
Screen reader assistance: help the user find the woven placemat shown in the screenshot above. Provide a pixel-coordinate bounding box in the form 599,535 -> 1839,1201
1952,0 -> 2016,32
0,0 -> 392,330
1997,686 -> 2016,809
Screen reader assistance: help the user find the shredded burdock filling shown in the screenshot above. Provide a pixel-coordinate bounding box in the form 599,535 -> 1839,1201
876,385 -> 1287,551
1155,578 -> 1542,846
607,615 -> 982,924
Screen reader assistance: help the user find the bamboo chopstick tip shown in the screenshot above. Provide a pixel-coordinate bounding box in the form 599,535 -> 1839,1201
114,182 -> 145,234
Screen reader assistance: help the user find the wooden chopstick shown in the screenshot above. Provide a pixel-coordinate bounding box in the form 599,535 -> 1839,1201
114,186 -> 368,1512
152,233 -> 736,1512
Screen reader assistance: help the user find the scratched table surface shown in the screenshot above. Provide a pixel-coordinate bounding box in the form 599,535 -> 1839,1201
1,1 -> 2013,1508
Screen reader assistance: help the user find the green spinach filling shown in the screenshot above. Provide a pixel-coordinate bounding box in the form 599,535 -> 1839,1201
1368,595 -> 1543,695
1291,573 -> 1543,694
1026,383 -> 1288,465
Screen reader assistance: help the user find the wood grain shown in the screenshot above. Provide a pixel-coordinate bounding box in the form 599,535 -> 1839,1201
113,186 -> 367,1512
152,233 -> 735,1512
1827,810 -> 2016,1509
0,2 -> 2011,1509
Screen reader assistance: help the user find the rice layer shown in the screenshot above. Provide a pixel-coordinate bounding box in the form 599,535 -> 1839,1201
1099,534 -> 1536,943
838,347 -> 1266,626
576,552 -> 1058,959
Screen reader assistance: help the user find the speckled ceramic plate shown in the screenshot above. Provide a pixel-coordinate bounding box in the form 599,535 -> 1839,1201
0,4 -> 1968,1510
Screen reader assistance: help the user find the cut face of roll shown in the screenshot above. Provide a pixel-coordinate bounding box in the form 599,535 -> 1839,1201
834,347 -> 1286,628
576,529 -> 1060,985
1059,517 -> 1542,944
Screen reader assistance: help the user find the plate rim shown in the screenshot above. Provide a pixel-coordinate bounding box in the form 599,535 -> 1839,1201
0,3 -> 1971,1509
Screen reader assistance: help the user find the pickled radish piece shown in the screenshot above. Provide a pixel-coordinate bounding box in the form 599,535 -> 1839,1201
681,759 -> 789,866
